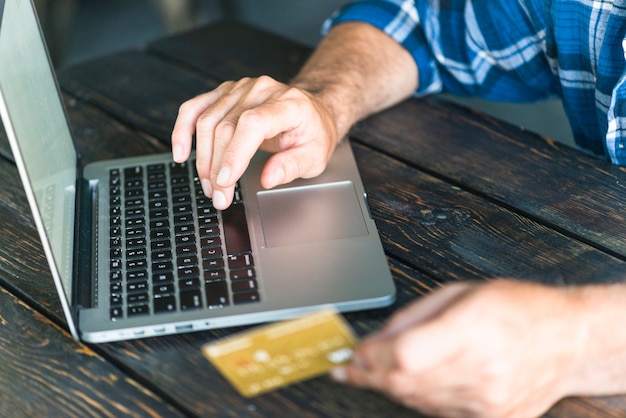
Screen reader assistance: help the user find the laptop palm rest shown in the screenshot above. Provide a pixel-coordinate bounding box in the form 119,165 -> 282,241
257,181 -> 368,247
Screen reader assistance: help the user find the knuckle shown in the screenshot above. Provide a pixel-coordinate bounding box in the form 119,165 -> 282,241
255,75 -> 277,88
177,99 -> 195,115
474,386 -> 511,417
214,119 -> 236,139
237,108 -> 263,129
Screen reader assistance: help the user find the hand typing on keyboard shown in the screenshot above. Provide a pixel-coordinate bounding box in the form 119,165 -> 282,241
171,75 -> 339,211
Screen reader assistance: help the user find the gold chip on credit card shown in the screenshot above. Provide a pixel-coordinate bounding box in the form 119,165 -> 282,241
202,308 -> 358,397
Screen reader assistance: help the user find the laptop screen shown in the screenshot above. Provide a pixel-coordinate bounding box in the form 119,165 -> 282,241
0,0 -> 77,297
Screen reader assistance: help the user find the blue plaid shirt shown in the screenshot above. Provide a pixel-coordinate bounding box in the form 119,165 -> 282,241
325,0 -> 626,165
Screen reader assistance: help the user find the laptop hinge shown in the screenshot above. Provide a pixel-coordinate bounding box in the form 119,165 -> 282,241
73,177 -> 97,310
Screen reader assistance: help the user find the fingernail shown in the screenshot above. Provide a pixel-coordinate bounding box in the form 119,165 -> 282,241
269,167 -> 284,189
172,144 -> 184,162
201,179 -> 212,197
212,190 -> 227,209
216,166 -> 230,187
330,367 -> 347,382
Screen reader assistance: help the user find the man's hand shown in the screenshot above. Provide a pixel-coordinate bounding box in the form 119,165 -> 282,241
331,280 -> 586,418
171,75 -> 339,210
170,22 -> 418,211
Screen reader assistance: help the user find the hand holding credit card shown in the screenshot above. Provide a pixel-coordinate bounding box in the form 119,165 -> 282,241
202,309 -> 358,397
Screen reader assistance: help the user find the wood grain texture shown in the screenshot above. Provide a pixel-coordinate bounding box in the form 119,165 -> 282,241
351,142 -> 626,285
59,51 -> 214,142
0,287 -> 185,417
350,97 -> 626,259
148,20 -> 310,83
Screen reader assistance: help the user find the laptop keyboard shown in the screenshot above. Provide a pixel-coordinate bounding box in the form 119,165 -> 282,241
108,160 -> 260,321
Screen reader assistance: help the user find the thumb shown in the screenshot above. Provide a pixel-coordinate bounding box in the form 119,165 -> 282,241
260,145 -> 331,189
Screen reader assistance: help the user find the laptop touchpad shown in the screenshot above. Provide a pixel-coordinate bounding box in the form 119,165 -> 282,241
257,181 -> 368,248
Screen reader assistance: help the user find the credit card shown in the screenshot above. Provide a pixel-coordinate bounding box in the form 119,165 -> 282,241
202,308 -> 358,397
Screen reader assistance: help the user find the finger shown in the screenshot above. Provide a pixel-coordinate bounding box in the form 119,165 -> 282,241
211,93 -> 311,194
373,282 -> 474,340
171,89 -> 225,163
260,142 -> 331,189
194,81 -> 257,195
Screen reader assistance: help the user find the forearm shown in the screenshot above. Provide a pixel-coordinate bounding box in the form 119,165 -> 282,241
290,22 -> 418,142
564,282 -> 626,396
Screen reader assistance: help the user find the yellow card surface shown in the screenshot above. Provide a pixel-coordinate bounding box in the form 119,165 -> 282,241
202,309 -> 358,397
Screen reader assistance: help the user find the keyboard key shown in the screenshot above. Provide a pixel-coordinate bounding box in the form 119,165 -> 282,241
232,278 -> 258,292
175,234 -> 195,245
127,270 -> 148,281
180,289 -> 202,310
126,259 -> 147,271
175,224 -> 194,236
149,208 -> 168,219
150,219 -> 169,229
179,278 -> 201,289
233,290 -> 260,305
177,255 -> 198,268
126,247 -> 147,259
199,225 -> 220,237
125,207 -> 144,218
201,247 -> 223,260
152,250 -> 172,261
153,272 -> 174,284
178,266 -> 200,278
228,253 -> 254,269
154,283 -> 175,296
203,258 -> 224,271
111,306 -> 123,320
172,185 -> 191,195
154,295 -> 177,313
151,239 -> 170,251
127,304 -> 149,317
127,237 -> 147,248
176,244 -> 197,255
205,280 -> 229,307
127,280 -> 148,293
204,269 -> 226,282
222,203 -> 252,255
200,236 -> 221,248
174,213 -> 194,224
124,166 -> 143,179
152,261 -> 173,273
128,292 -> 149,305
230,268 -> 255,281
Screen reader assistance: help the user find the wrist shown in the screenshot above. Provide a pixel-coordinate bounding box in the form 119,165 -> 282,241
289,78 -> 358,143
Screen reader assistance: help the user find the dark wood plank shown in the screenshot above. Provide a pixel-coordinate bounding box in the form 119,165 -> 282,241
148,19 -> 310,83
0,158 -> 62,318
350,97 -> 626,259
64,92 -> 169,162
58,51 -> 214,142
0,286 -> 185,417
352,142 -> 626,285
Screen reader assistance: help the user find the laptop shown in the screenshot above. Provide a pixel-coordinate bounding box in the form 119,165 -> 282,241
0,0 -> 395,343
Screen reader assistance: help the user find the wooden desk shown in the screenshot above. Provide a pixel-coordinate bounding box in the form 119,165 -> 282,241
1,20 -> 626,417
